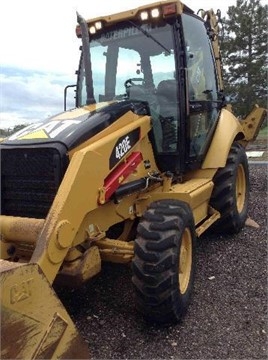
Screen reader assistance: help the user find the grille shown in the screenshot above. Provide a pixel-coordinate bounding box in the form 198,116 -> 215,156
1,147 -> 66,219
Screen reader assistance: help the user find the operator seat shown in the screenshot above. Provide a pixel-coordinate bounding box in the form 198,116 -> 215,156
128,85 -> 146,101
156,80 -> 178,151
157,80 -> 177,118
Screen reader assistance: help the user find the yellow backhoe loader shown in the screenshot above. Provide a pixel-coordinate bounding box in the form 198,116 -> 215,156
0,1 -> 266,358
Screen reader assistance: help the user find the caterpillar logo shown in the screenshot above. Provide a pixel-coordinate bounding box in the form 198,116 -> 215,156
8,119 -> 81,141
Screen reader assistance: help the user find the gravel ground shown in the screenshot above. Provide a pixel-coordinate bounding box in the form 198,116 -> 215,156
57,164 -> 267,360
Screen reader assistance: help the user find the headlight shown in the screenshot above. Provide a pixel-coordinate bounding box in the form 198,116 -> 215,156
151,8 -> 160,18
140,11 -> 149,21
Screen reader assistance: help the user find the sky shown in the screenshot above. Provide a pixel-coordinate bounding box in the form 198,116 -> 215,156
0,0 -> 245,129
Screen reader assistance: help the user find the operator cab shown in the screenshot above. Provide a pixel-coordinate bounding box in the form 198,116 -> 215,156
76,2 -> 223,174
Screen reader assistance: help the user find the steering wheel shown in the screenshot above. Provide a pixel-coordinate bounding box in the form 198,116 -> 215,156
124,78 -> 144,89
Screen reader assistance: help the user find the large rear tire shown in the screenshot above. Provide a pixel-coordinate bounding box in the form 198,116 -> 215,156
132,200 -> 196,323
210,142 -> 249,234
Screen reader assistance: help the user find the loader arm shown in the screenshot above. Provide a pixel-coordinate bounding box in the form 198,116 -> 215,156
28,115 -> 152,283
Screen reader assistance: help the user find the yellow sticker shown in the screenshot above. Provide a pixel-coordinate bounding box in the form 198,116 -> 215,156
18,129 -> 49,140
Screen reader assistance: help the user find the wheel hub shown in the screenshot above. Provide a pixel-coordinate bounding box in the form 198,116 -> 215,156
178,228 -> 192,295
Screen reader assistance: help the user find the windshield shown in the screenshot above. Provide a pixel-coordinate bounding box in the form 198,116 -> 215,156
78,21 -> 179,153
78,21 -> 176,105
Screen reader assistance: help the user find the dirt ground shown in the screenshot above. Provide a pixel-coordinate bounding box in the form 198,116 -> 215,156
246,134 -> 268,161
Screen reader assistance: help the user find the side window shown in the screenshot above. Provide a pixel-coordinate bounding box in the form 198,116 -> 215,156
182,14 -> 220,158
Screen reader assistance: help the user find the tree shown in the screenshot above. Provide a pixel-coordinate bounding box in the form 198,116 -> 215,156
0,124 -> 28,137
221,0 -> 267,118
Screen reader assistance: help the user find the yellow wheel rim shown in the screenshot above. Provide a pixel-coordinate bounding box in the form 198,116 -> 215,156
178,228 -> 192,295
236,164 -> 246,213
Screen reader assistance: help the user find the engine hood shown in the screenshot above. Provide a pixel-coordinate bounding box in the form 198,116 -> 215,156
2,101 -> 147,150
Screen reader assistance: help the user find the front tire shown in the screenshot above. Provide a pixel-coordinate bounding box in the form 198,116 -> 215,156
132,200 -> 196,323
210,142 -> 249,234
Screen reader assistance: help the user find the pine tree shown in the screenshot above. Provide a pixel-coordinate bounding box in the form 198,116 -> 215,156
221,0 -> 267,118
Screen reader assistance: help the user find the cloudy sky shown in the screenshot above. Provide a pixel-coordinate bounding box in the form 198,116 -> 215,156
0,0 -> 240,129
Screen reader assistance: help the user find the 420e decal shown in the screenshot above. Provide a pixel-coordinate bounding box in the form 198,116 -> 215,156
109,128 -> 140,169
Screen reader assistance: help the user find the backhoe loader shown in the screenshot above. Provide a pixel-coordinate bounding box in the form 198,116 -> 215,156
0,1 -> 266,358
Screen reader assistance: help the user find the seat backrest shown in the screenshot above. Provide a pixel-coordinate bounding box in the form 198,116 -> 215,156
156,80 -> 177,118
128,85 -> 146,101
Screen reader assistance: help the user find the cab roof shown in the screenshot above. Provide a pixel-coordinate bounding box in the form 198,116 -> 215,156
76,0 -> 194,37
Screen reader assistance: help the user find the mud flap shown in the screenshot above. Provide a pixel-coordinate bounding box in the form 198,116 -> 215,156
0,260 -> 89,359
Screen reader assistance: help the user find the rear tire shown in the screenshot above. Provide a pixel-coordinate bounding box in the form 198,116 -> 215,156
210,142 -> 249,234
132,200 -> 196,323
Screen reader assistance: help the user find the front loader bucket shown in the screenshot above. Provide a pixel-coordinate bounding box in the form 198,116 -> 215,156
0,260 -> 89,359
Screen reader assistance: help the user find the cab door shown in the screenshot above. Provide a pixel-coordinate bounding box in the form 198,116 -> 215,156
181,14 -> 222,168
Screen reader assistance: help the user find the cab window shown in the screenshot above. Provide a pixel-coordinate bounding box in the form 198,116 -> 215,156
182,14 -> 220,159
